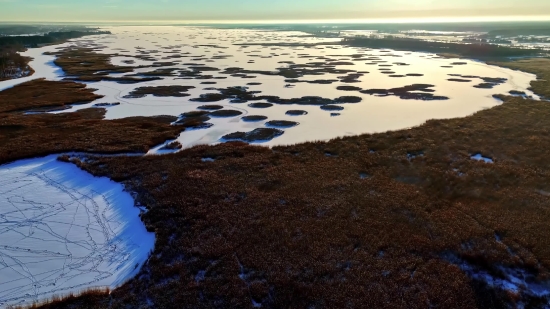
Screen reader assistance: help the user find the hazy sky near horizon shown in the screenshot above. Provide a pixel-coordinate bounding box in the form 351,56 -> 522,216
1,0 -> 549,22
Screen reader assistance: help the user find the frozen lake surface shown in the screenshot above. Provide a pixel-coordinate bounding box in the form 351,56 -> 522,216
0,26 -> 540,149
0,156 -> 154,308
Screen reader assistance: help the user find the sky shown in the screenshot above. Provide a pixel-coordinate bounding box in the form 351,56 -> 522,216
1,0 -> 550,22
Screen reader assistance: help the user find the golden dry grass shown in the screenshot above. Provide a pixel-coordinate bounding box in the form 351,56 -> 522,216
0,79 -> 102,113
47,47 -> 134,77
0,79 -> 183,164
4,57 -> 550,309
0,108 -> 183,164
46,94 -> 549,309
46,47 -> 164,83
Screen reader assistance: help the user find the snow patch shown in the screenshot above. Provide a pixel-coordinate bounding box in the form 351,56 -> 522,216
0,155 -> 154,308
471,153 -> 494,163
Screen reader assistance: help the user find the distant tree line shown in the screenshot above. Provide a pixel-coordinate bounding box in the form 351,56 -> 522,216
0,51 -> 29,79
0,30 -> 111,48
487,28 -> 550,37
342,36 -> 545,58
0,25 -> 93,36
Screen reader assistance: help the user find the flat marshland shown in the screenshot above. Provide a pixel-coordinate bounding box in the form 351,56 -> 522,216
1,26 -> 550,308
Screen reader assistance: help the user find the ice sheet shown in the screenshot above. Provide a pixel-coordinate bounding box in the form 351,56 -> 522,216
0,26 -> 540,150
0,156 -> 154,308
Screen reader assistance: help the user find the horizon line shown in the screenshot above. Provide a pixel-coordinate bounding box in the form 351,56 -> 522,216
2,15 -> 550,25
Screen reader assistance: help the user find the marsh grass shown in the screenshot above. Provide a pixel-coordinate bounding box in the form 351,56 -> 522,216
47,47 -> 134,77
2,58 -> 550,308
0,108 -> 182,164
0,79 -> 102,113
0,80 -> 182,164
57,94 -> 550,308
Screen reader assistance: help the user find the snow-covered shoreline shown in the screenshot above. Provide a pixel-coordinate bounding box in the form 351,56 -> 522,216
0,155 -> 154,308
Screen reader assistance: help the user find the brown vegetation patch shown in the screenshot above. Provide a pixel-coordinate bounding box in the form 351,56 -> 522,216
73,75 -> 162,84
189,86 -> 362,106
509,90 -> 527,96
161,141 -> 183,151
220,62 -> 357,79
210,110 -> 243,117
46,47 -> 133,77
222,127 -> 284,142
42,47 -> 165,84
174,111 -> 213,129
448,78 -> 472,82
93,102 -> 120,107
242,115 -> 268,122
320,104 -> 344,111
46,92 -> 550,308
8,56 -> 550,309
180,110 -> 209,118
265,120 -> 299,128
473,83 -> 497,89
0,79 -> 184,164
197,104 -> 224,110
307,79 -> 340,84
248,102 -> 273,108
130,68 -> 179,77
285,110 -> 308,116
0,79 -> 102,113
123,85 -> 195,99
360,84 -> 449,101
336,85 -> 362,91
0,108 -> 181,164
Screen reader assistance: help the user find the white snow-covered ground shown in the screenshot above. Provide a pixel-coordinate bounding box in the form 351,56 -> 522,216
471,153 -> 494,163
0,156 -> 154,308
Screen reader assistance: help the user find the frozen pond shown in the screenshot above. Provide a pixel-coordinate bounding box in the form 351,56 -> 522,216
0,156 -> 154,308
0,26 -> 540,149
